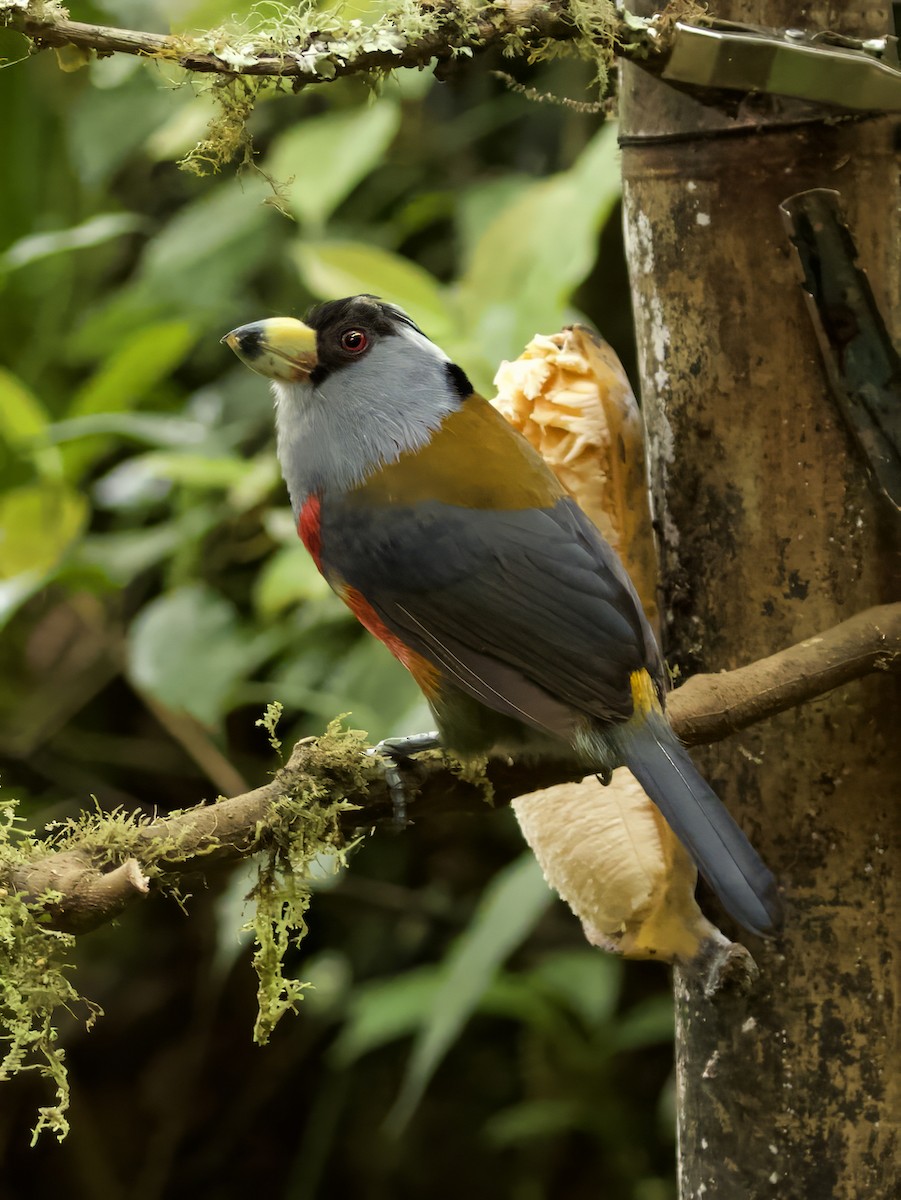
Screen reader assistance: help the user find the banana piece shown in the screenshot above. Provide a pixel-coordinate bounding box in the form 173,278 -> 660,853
493,328 -> 744,969
512,771 -> 727,965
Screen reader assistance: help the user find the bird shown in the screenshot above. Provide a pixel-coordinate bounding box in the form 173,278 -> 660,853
223,294 -> 782,936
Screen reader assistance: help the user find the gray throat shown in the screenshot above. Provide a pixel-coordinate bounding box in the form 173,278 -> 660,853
273,331 -> 461,514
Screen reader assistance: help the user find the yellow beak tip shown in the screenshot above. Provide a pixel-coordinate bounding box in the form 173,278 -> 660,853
221,317 -> 318,381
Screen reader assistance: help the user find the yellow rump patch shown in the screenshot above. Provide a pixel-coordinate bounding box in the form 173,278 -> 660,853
630,669 -> 660,717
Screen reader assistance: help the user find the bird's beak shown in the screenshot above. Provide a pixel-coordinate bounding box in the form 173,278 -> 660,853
221,317 -> 318,381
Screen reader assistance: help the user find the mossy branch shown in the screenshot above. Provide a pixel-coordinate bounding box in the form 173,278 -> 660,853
9,602 -> 899,936
3,0 -> 638,85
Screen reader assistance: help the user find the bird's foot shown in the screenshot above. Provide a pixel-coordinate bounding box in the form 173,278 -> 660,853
366,732 -> 441,828
594,767 -> 613,787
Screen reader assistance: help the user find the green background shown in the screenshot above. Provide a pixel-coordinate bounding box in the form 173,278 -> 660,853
0,3 -> 674,1197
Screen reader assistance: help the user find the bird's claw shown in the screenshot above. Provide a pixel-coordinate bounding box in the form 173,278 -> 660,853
366,732 -> 441,828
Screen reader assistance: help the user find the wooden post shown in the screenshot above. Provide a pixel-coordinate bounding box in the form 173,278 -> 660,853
620,2 -> 900,1195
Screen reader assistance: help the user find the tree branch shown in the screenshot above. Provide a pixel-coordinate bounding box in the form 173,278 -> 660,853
6,3 -> 898,119
666,603 -> 901,743
4,2 -> 587,83
9,603 -> 898,934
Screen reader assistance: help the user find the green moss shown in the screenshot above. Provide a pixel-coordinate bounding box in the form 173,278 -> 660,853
173,0 -> 443,176
0,713 -> 382,1137
179,77 -> 261,177
567,0 -> 617,89
0,794 -> 204,1140
167,0 -> 619,175
49,802 -> 187,881
12,1 -> 621,175
255,699 -> 285,756
248,718 -> 366,1044
0,801 -> 96,1144
446,751 -> 495,806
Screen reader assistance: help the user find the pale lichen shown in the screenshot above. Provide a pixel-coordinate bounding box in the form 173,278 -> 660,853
170,0 -> 618,172
563,0 -> 617,88
6,1 -> 621,173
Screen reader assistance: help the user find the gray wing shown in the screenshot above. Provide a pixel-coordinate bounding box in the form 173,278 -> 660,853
320,495 -> 662,735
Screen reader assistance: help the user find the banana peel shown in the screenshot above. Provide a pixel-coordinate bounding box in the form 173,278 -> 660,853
493,327 -> 748,975
512,771 -> 751,982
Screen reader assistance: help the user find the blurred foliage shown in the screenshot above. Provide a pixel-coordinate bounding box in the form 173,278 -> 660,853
0,1 -> 673,1197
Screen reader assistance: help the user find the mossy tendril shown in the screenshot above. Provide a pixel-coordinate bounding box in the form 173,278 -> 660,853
0,800 -> 97,1144
248,717 -> 364,1044
0,716 -> 372,1136
160,0 -> 619,175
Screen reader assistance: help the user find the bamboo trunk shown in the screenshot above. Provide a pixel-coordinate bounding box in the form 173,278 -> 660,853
620,3 -> 900,1195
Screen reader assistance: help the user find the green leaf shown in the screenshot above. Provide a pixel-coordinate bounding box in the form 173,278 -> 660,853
476,971 -> 570,1032
0,369 -> 47,446
456,175 -> 531,262
145,94 -> 219,162
293,241 -> 453,342
75,506 -> 218,585
527,949 -> 623,1029
262,506 -> 301,544
92,448 -> 277,512
253,544 -> 332,618
330,967 -> 442,1066
268,101 -> 401,228
69,320 -> 196,419
459,123 -> 621,367
0,213 -> 144,272
484,1098 -> 593,1146
127,585 -> 279,725
0,571 -> 44,632
139,177 -> 272,289
0,484 -> 88,578
388,853 -> 553,1132
62,320 -> 197,478
130,451 -> 258,490
314,634 -> 427,742
224,453 -> 282,513
612,995 -> 675,1051
66,63 -> 179,186
42,411 -> 208,449
68,177 -> 273,359
0,369 -> 61,480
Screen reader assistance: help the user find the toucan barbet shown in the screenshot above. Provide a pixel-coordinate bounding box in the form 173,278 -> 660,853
223,295 -> 781,936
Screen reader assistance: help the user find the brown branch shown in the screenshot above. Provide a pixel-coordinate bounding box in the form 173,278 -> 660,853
9,603 -> 898,934
667,603 -> 901,744
4,3 -> 585,82
5,5 -> 896,116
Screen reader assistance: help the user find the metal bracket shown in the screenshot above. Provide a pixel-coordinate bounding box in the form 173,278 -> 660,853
626,13 -> 901,113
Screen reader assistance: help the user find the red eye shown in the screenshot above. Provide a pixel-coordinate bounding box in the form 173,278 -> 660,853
340,328 -> 368,353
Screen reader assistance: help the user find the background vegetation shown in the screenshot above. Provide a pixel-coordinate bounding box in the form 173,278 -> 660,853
0,2 -> 675,1196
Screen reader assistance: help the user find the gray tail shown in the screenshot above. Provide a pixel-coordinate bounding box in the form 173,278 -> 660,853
620,720 -> 782,935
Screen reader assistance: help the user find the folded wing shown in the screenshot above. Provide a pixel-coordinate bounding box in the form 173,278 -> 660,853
320,495 -> 663,735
